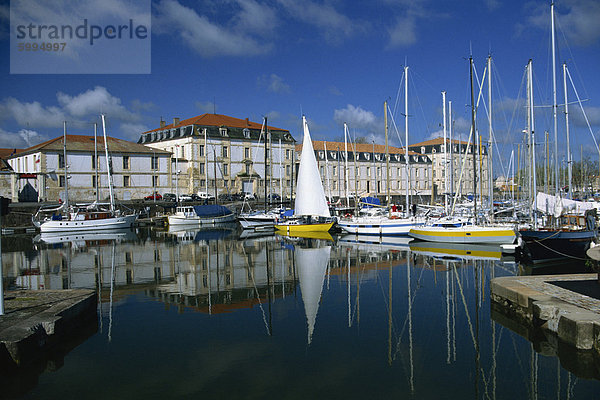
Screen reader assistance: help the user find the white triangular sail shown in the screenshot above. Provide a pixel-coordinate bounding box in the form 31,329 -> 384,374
294,116 -> 331,218
296,244 -> 331,344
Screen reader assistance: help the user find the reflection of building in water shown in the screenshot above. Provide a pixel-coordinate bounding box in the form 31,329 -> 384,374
149,237 -> 296,314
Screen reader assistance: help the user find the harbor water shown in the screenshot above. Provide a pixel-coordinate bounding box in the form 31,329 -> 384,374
1,227 -> 599,399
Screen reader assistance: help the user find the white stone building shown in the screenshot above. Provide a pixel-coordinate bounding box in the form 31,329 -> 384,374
139,114 -> 296,198
7,134 -> 172,202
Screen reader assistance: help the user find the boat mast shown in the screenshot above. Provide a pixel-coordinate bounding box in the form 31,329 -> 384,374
528,59 -> 538,229
487,55 -> 494,221
344,122 -> 350,207
442,91 -> 448,214
384,101 -> 390,208
449,100 -> 453,199
263,117 -> 268,211
94,123 -> 99,204
469,56 -> 477,223
101,115 -> 115,213
563,62 -> 572,199
63,121 -> 69,209
324,141 -> 332,202
404,65 -> 410,215
204,127 -> 208,198
551,2 -> 559,198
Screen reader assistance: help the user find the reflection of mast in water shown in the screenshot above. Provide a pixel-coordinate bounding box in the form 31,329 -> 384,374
407,248 -> 414,394
108,241 -> 116,342
207,241 -> 212,315
265,241 -> 273,336
347,249 -> 351,328
241,241 -> 272,336
530,343 -> 538,400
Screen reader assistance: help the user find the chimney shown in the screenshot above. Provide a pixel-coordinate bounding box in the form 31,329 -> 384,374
160,118 -> 165,128
173,117 -> 180,126
246,117 -> 249,126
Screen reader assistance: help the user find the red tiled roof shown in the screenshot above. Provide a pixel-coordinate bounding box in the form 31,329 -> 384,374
10,135 -> 171,158
296,140 -> 421,156
0,148 -> 22,158
143,113 -> 288,134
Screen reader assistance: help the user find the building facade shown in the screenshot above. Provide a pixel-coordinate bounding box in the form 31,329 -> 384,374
408,137 -> 489,198
139,114 -> 296,198
7,135 -> 172,202
296,141 -> 432,203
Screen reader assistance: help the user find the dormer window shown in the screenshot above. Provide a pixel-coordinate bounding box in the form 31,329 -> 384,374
220,127 -> 228,137
243,128 -> 250,139
364,153 -> 370,160
421,146 -> 425,154
318,151 -> 324,159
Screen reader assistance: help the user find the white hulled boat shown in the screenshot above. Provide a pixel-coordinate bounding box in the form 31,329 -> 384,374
167,205 -> 236,226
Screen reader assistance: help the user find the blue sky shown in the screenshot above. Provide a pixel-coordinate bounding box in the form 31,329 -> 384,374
1,0 -> 600,176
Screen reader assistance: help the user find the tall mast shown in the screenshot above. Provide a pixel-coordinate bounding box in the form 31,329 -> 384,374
469,56 -> 477,223
94,123 -> 99,204
263,117 -> 268,211
563,62 -> 572,199
204,128 -> 208,197
404,65 -> 410,214
528,59 -> 538,228
344,122 -> 350,207
449,100 -> 453,198
384,101 -> 390,207
487,55 -> 494,220
101,114 -> 115,212
442,91 -> 447,214
526,61 -> 533,220
551,2 -> 559,197
324,141 -> 332,202
63,121 -> 69,209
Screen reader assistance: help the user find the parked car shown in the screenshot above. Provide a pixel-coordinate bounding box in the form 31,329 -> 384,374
197,191 -> 215,201
178,194 -> 193,202
144,192 -> 162,200
163,193 -> 176,202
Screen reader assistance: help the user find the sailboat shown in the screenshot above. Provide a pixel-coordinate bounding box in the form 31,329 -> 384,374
33,116 -> 137,233
275,116 -> 335,234
338,85 -> 426,236
518,4 -> 598,262
295,241 -> 331,344
408,57 -> 516,245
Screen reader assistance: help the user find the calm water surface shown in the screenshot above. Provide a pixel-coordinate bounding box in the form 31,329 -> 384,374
2,228 -> 599,399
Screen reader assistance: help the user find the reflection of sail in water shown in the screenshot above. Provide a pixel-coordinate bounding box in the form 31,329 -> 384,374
108,241 -> 116,342
296,244 -> 331,344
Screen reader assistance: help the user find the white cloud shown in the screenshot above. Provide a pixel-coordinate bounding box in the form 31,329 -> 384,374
57,86 -> 139,122
120,122 -> 149,141
0,98 -> 66,128
0,128 -> 50,149
525,0 -> 600,46
387,16 -> 417,48
232,0 -> 278,36
333,104 -> 381,133
196,101 -> 217,114
277,0 -> 359,44
258,74 -> 291,94
154,0 -> 271,57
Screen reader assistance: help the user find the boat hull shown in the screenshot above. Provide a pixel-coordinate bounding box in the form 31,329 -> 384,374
408,226 -> 516,244
168,213 -> 236,226
274,221 -> 334,234
39,214 -> 137,233
338,217 -> 425,236
519,229 -> 596,263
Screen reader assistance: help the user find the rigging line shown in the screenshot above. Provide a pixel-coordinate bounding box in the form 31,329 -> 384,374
409,71 -> 434,139
241,244 -> 271,336
556,17 -> 589,101
392,70 -> 406,120
565,67 -> 600,154
387,104 -> 406,149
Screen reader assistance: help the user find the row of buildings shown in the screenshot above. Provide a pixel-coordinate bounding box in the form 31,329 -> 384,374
1,113 -> 490,203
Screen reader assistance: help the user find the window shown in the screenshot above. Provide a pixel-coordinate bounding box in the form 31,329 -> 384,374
123,156 -> 130,169
123,175 -> 130,187
377,167 -> 381,176
333,165 -> 337,176
243,128 -> 250,138
91,155 -> 96,169
320,166 -> 324,176
125,252 -> 132,264
152,175 -> 159,187
222,146 -> 228,158
58,154 -> 65,168
199,163 -> 205,175
244,147 -> 250,159
245,164 -> 250,174
286,149 -> 291,160
59,175 -> 65,187
180,146 -> 184,158
223,164 -> 228,176
220,127 -> 228,137
199,145 -> 204,157
355,167 -> 359,176
366,167 -> 370,177
92,175 -> 97,188
151,156 -> 159,170
286,165 -> 290,176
